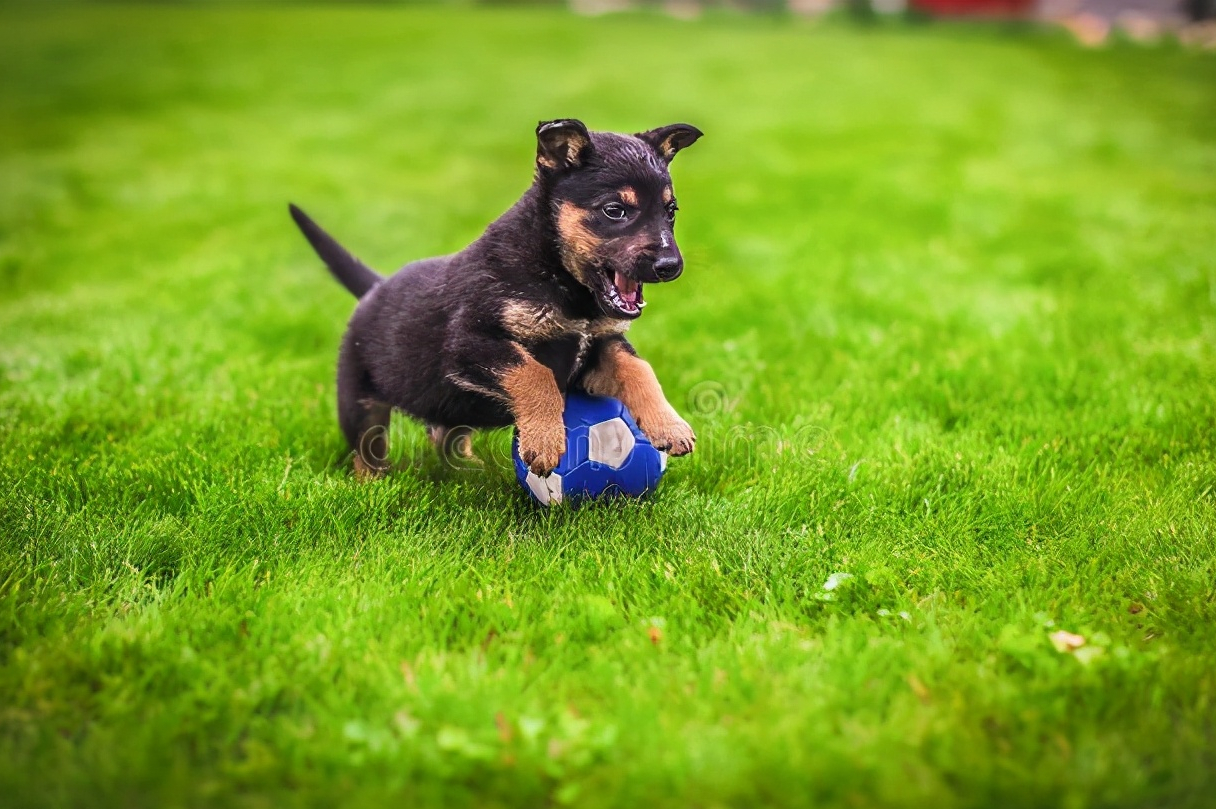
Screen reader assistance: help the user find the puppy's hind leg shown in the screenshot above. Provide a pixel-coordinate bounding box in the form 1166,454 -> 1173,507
337,337 -> 392,480
427,425 -> 479,467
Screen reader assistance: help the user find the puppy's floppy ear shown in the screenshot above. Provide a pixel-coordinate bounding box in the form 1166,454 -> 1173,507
636,123 -> 703,163
536,119 -> 593,171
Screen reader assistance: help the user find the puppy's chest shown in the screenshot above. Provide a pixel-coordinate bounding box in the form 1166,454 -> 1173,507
500,300 -> 629,381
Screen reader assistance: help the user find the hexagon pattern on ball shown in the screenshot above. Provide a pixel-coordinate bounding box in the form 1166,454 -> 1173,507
587,418 -> 635,469
513,392 -> 667,506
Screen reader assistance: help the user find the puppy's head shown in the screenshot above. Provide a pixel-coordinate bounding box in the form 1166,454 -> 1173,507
535,119 -> 702,320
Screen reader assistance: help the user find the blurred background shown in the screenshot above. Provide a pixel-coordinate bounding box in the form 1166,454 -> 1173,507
569,0 -> 1216,48
232,0 -> 1216,46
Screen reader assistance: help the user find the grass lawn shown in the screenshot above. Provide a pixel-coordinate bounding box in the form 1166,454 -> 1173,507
2,4 -> 1215,806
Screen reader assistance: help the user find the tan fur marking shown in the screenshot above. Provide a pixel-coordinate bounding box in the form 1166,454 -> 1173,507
590,318 -> 632,337
581,342 -> 695,456
500,343 -> 567,475
556,202 -> 601,287
561,133 -> 590,166
619,187 -> 638,207
501,300 -> 568,342
570,135 -> 590,164
448,373 -> 510,405
662,186 -> 674,204
501,300 -> 630,343
539,131 -> 590,169
557,202 -> 599,259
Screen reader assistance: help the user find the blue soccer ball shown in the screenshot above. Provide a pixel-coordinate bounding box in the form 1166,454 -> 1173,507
512,392 -> 667,506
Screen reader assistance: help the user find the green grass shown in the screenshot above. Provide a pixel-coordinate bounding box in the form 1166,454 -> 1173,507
2,4 -> 1215,807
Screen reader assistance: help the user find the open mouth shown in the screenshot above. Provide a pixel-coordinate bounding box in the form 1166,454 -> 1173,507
600,270 -> 645,319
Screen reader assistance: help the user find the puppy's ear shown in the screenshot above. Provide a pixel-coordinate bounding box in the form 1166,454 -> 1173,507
536,119 -> 593,171
636,123 -> 703,163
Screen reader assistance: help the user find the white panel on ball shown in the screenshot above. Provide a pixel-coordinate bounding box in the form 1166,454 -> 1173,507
525,470 -> 563,505
587,417 -> 635,470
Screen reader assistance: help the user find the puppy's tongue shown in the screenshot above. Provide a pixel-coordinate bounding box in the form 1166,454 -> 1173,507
614,271 -> 640,304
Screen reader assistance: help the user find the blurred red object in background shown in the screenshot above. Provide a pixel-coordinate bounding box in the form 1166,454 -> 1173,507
910,0 -> 1035,15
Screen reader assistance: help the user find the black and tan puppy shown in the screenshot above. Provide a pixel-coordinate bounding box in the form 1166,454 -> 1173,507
289,118 -> 702,479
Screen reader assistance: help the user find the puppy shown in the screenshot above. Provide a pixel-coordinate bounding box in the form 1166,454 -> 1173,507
289,118 -> 702,478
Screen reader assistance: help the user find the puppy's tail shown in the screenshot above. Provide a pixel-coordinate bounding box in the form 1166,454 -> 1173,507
288,203 -> 382,299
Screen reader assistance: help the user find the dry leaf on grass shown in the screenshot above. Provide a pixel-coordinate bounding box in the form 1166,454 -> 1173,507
400,660 -> 417,692
1049,630 -> 1086,653
823,572 -> 853,591
907,674 -> 931,705
495,711 -> 513,744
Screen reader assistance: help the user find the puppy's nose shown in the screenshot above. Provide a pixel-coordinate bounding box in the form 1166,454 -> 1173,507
652,256 -> 682,281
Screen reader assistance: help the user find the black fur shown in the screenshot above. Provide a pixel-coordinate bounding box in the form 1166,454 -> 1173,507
288,203 -> 381,298
290,119 -> 702,471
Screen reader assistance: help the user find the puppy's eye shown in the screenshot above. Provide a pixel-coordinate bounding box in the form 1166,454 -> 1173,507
601,203 -> 627,221
666,203 -> 678,223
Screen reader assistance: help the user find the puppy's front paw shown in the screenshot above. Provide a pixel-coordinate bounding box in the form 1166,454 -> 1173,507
642,413 -> 696,457
517,421 -> 567,476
